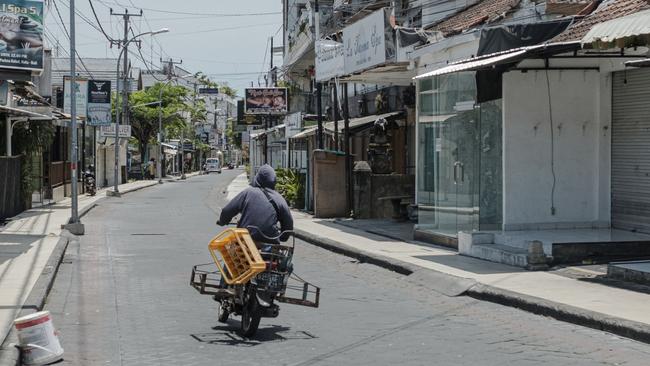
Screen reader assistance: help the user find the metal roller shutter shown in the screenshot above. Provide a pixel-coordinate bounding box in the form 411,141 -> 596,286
612,68 -> 650,233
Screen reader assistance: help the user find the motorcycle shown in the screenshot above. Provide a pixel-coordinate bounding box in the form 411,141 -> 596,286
190,226 -> 319,337
83,166 -> 96,196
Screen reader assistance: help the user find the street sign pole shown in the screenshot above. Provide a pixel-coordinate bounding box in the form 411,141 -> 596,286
64,0 -> 84,235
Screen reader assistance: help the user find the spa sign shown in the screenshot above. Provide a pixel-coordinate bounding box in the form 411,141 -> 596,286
0,0 -> 44,71
245,88 -> 288,115
342,8 -> 395,75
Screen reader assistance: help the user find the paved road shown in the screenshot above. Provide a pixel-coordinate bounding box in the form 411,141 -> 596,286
45,171 -> 650,365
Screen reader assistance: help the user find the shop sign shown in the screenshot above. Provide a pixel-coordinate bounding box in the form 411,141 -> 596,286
99,123 -> 131,138
0,0 -> 44,72
63,76 -> 87,118
245,87 -> 288,115
198,87 -> 219,95
285,112 -> 302,138
343,8 -> 396,75
315,40 -> 345,82
86,80 -> 111,126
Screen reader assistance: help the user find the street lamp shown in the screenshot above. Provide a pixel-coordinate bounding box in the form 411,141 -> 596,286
109,28 -> 169,197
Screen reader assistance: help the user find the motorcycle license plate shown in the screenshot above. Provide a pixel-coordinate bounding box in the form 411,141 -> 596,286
257,272 -> 284,290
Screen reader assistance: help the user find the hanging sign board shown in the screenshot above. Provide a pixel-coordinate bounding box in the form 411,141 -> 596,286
198,87 -> 219,94
86,80 -> 111,126
0,0 -> 45,72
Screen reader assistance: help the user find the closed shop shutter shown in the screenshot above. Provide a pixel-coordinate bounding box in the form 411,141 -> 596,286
612,68 -> 650,233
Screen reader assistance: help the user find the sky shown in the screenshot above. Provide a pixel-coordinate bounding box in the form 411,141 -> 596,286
44,0 -> 284,97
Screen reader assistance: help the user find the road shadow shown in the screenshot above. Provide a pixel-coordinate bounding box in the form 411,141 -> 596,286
0,233 -> 46,266
190,323 -> 317,346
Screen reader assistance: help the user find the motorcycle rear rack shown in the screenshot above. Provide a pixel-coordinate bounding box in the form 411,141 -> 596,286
190,263 -> 224,296
277,273 -> 320,308
191,264 -> 320,308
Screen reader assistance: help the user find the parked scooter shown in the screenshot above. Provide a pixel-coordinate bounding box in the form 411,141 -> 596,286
83,165 -> 96,196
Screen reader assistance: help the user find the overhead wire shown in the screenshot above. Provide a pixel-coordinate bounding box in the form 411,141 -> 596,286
52,0 -> 96,80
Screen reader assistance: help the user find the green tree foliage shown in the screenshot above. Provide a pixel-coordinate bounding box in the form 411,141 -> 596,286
129,83 -> 202,163
194,71 -> 237,97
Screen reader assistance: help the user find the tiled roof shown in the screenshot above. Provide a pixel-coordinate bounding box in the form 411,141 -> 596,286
433,0 -> 521,36
553,0 -> 650,41
546,0 -> 592,16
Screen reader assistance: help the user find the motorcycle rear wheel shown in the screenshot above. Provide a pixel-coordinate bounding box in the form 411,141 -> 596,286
240,295 -> 261,337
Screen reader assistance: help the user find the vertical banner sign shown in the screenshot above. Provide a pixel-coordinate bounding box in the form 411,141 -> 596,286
86,80 -> 111,126
63,76 -> 88,119
0,0 -> 45,71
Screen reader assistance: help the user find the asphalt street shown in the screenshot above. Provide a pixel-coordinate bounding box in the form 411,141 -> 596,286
45,170 -> 650,366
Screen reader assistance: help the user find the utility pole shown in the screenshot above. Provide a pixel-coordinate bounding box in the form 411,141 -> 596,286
109,9 -> 142,196
159,57 -> 182,180
315,0 -> 323,150
63,0 -> 84,235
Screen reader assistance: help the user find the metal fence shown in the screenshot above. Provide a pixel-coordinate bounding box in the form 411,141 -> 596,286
0,156 -> 24,221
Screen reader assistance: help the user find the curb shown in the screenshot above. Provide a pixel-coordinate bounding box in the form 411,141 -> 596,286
294,228 -> 415,276
466,284 -> 650,344
295,226 -> 650,344
0,232 -> 73,365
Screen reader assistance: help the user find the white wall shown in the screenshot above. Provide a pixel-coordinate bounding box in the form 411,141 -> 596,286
502,69 -> 610,230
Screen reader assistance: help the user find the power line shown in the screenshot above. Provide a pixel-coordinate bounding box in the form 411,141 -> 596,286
52,0 -> 96,79
95,1 -> 281,17
165,22 -> 280,36
87,0 -> 114,41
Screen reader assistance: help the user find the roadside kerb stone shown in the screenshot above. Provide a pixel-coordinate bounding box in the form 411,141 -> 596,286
0,232 -> 74,365
467,283 -> 650,344
296,227 -> 650,344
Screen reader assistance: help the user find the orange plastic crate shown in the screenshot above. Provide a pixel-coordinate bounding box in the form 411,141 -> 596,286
208,228 -> 266,285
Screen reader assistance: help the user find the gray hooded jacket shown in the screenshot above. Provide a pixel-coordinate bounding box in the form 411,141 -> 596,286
218,165 -> 293,243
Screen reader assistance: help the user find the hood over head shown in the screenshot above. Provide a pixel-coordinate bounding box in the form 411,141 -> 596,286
253,164 -> 276,189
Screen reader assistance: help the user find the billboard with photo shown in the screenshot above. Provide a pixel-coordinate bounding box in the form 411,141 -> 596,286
86,80 -> 111,126
245,87 -> 288,115
0,0 -> 44,71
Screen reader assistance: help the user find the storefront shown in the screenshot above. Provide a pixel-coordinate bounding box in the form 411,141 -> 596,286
415,71 -> 503,239
611,67 -> 650,233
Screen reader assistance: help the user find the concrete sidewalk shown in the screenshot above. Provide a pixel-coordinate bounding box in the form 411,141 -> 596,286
0,172 -> 199,360
225,173 -> 650,343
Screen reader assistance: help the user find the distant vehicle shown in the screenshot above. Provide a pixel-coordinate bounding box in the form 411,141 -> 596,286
205,158 -> 222,174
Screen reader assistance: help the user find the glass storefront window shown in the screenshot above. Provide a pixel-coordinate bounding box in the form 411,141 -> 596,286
416,72 -> 502,236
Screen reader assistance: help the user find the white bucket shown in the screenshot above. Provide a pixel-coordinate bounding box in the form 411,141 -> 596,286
13,311 -> 64,366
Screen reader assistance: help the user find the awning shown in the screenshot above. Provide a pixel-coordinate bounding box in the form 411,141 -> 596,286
289,111 -> 404,139
0,105 -> 53,119
324,111 -> 403,133
582,9 -> 650,48
626,58 -> 650,67
290,126 -> 317,139
414,42 -> 581,79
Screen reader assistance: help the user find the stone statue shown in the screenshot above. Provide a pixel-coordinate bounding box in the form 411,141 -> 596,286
368,118 -> 393,174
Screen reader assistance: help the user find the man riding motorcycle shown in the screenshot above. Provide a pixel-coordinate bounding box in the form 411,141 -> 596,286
217,164 -> 293,243
216,164 -> 294,292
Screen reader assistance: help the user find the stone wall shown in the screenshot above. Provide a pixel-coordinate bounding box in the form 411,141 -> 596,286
354,161 -> 415,219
